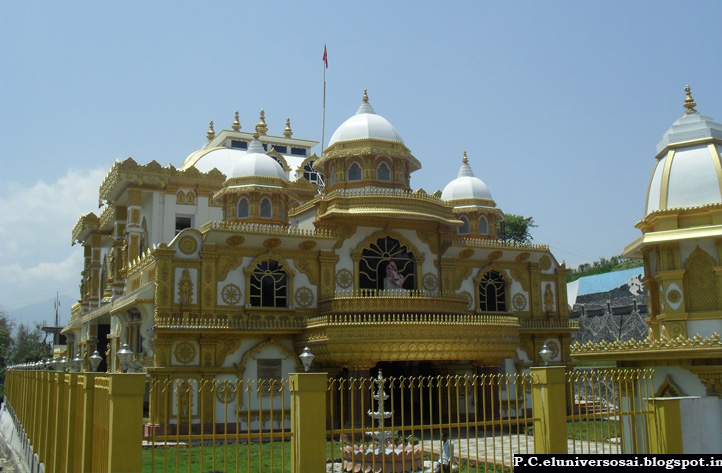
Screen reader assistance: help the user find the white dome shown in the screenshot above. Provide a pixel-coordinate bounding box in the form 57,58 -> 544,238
181,147 -> 245,177
645,110 -> 722,215
441,156 -> 494,202
229,138 -> 287,181
328,93 -> 404,146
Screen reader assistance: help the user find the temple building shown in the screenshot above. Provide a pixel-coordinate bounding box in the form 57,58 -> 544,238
573,87 -> 722,408
65,91 -> 572,405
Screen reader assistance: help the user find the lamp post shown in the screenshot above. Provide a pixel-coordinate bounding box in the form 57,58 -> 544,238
539,343 -> 553,366
89,350 -> 103,372
117,343 -> 133,373
299,346 -> 315,372
59,356 -> 68,372
71,354 -> 83,372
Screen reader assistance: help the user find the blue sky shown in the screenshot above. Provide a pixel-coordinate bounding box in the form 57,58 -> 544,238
1,1 -> 720,319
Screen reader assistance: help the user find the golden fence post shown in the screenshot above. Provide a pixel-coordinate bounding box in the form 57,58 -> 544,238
79,373 -> 99,473
531,366 -> 568,454
646,398 -> 683,454
37,371 -> 51,466
290,372 -> 328,473
44,372 -> 59,473
107,373 -> 146,473
51,372 -> 69,473
63,372 -> 79,473
32,371 -> 44,451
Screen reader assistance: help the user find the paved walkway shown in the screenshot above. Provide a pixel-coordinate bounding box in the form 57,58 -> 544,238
422,434 -> 620,468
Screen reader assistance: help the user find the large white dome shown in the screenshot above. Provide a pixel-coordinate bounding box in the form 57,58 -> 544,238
229,138 -> 287,181
441,154 -> 494,202
328,92 -> 404,146
181,147 -> 245,177
645,107 -> 722,216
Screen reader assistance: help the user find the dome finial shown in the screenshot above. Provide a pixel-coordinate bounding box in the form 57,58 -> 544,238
362,89 -> 369,103
462,151 -> 468,164
206,120 -> 215,140
232,111 -> 241,131
252,131 -> 260,140
284,117 -> 293,137
256,109 -> 268,135
684,85 -> 697,114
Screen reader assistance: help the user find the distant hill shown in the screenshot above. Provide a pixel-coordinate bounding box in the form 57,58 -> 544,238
566,256 -> 643,283
5,295 -> 75,329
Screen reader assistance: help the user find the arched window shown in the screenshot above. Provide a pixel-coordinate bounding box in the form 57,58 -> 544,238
249,260 -> 288,307
237,198 -> 249,218
329,167 -> 337,186
479,216 -> 489,235
359,236 -> 415,290
348,162 -> 362,181
458,217 -> 470,235
479,270 -> 506,312
260,197 -> 272,218
377,162 -> 391,181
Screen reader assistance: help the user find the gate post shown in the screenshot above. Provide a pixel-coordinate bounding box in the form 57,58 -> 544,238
531,366 -> 568,454
290,372 -> 328,473
107,373 -> 146,473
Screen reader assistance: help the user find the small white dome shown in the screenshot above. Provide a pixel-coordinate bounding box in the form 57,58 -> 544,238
645,109 -> 722,215
328,92 -> 404,146
441,155 -> 494,202
229,138 -> 287,181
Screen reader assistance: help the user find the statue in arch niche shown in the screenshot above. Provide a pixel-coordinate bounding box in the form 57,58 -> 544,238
384,260 -> 405,289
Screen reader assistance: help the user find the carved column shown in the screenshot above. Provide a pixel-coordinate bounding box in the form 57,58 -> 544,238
529,264 -> 542,318
319,251 -> 339,300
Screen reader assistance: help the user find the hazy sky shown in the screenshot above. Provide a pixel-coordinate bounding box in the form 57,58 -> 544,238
1,1 -> 720,317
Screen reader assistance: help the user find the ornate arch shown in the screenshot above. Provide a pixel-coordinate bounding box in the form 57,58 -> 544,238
235,339 -> 302,377
473,265 -> 511,312
684,246 -> 720,312
244,252 -> 295,308
266,149 -> 291,172
352,228 -> 424,290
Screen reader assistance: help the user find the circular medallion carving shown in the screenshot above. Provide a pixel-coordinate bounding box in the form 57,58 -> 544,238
336,269 -> 353,288
216,381 -> 237,403
539,255 -> 552,270
263,238 -> 282,249
459,249 -> 474,259
221,283 -> 241,305
178,236 -> 198,255
298,240 -> 316,251
422,273 -> 438,292
512,293 -> 527,311
667,289 -> 681,303
295,287 -> 314,307
226,235 -> 245,247
488,250 -> 503,261
515,252 -> 530,262
546,340 -> 560,358
174,342 -> 196,365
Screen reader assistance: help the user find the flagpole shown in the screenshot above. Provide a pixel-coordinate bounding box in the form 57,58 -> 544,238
321,55 -> 327,152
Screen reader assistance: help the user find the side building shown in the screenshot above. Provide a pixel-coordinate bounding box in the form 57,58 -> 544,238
65,91 -> 573,424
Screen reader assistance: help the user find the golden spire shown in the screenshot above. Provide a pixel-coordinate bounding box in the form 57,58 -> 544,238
684,85 -> 697,114
253,131 -> 260,140
284,117 -> 293,137
206,120 -> 215,140
232,110 -> 241,131
255,109 -> 268,135
362,89 -> 369,103
462,151 -> 468,164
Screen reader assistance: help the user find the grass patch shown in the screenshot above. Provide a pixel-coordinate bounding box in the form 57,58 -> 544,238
567,419 -> 621,442
143,441 -> 292,473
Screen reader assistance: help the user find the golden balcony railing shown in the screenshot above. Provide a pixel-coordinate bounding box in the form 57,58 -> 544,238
319,289 -> 470,315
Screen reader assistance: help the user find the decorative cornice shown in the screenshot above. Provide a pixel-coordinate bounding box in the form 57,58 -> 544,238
98,158 -> 225,205
71,213 -> 100,245
200,221 -> 335,239
155,316 -> 305,333
306,312 -> 520,328
571,333 -> 722,361
452,237 -> 550,252
636,202 -> 722,228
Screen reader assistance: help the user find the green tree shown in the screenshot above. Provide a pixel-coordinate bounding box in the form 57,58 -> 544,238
498,214 -> 537,244
0,307 -> 15,399
12,322 -> 52,365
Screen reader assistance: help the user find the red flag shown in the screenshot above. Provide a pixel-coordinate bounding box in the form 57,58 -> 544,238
323,45 -> 328,69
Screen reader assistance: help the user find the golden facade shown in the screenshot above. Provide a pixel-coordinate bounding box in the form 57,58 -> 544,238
65,92 -> 573,393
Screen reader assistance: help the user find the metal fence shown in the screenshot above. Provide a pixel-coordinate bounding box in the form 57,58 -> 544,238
145,375 -> 292,473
